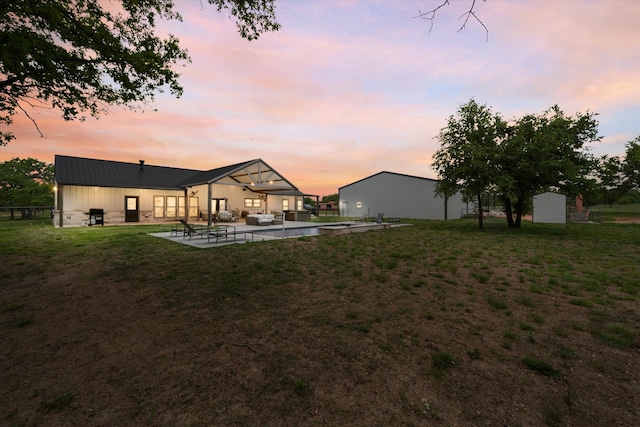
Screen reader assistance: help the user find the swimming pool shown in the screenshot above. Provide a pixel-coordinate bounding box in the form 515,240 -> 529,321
252,226 -> 321,239
251,222 -> 388,239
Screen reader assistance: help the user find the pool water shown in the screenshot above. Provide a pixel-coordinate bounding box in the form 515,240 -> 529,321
253,226 -> 320,238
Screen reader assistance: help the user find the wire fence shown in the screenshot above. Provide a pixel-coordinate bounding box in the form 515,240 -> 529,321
0,206 -> 54,220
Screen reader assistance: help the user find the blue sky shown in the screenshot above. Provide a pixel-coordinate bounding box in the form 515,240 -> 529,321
3,0 -> 639,196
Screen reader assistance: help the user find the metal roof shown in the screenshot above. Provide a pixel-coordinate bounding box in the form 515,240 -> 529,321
54,155 -> 299,192
339,171 -> 438,190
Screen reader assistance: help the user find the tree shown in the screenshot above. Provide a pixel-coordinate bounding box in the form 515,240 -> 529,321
322,193 -> 339,203
595,155 -> 626,207
432,99 -> 507,229
622,136 -> 640,191
432,102 -> 600,229
0,0 -> 280,145
0,158 -> 54,218
498,106 -> 599,227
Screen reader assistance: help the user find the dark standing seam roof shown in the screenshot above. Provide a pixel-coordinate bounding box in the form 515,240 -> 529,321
54,155 -> 202,190
177,160 -> 256,187
55,155 -> 301,192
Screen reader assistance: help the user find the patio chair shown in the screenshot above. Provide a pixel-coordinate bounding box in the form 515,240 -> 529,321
218,210 -> 231,222
170,221 -> 184,237
179,219 -> 208,239
355,214 -> 367,222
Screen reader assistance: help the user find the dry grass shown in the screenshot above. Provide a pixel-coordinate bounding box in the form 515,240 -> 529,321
1,218 -> 638,426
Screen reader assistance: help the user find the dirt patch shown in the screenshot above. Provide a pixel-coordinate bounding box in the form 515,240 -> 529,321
1,223 -> 639,426
613,218 -> 640,224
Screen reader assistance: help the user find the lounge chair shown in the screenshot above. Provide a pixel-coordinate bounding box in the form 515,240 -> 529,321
179,219 -> 209,239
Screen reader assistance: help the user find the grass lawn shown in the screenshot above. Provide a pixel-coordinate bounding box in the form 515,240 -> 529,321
1,217 -> 638,426
590,203 -> 640,222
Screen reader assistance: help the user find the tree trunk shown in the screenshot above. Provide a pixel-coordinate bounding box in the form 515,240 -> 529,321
477,192 -> 484,230
504,197 -> 515,228
514,197 -> 524,228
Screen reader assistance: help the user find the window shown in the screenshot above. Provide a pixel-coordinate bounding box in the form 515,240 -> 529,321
166,196 -> 177,218
282,199 -> 289,210
178,197 -> 186,218
189,197 -> 199,217
154,196 -> 165,218
245,198 -> 261,208
297,200 -> 303,210
356,201 -> 363,209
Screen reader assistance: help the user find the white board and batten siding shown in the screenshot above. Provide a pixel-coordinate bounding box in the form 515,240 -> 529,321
339,172 -> 465,220
63,184 -> 291,220
532,192 -> 567,224
62,185 -> 184,212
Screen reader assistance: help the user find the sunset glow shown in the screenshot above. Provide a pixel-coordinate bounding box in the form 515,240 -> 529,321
2,0 -> 638,196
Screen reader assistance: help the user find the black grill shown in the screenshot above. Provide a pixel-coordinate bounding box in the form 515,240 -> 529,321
89,208 -> 104,226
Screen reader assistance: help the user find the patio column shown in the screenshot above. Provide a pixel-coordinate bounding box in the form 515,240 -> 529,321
184,188 -> 189,222
58,184 -> 63,228
207,183 -> 212,226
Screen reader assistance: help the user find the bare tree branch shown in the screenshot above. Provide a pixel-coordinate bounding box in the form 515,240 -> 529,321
414,0 -> 450,35
17,102 -> 45,138
415,0 -> 488,41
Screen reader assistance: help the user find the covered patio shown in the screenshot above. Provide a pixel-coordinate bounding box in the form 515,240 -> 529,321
178,159 -> 318,227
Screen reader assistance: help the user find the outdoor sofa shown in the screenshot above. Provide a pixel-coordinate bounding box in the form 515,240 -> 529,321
245,214 -> 276,226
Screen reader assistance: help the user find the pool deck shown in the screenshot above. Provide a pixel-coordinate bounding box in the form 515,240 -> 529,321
149,220 -> 331,249
149,220 -> 406,249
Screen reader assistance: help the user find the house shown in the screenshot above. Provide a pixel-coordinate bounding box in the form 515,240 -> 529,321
338,171 -> 465,220
54,155 -> 309,227
532,192 -> 567,224
318,202 -> 338,211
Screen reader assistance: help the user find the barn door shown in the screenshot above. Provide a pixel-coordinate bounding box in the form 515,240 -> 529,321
125,196 -> 139,222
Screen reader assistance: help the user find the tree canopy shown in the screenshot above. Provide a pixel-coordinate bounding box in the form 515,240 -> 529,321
498,106 -> 598,226
432,100 -> 600,228
583,135 -> 640,206
322,194 -> 339,204
431,99 -> 507,229
622,136 -> 640,191
0,157 -> 54,207
596,155 -> 626,207
0,0 -> 280,145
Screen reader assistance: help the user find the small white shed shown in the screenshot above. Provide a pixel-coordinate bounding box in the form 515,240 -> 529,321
532,192 -> 567,224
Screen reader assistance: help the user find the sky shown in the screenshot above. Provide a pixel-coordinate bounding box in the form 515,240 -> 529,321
2,0 -> 639,197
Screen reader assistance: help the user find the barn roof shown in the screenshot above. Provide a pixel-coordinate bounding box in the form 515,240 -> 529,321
338,171 -> 438,190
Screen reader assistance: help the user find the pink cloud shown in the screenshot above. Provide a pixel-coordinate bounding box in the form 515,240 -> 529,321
3,0 -> 638,198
